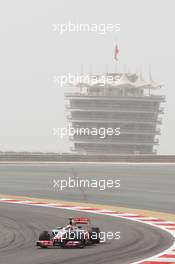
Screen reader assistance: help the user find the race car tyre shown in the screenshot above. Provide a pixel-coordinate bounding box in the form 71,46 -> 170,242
79,240 -> 85,248
39,231 -> 50,241
89,227 -> 101,244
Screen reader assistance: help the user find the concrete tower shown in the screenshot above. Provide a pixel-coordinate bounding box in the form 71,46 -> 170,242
65,73 -> 165,155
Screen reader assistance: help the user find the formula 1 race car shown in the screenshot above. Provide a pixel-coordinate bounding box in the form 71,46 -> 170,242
36,217 -> 101,248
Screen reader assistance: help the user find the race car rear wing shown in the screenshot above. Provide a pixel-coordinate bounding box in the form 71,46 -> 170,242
69,217 -> 90,224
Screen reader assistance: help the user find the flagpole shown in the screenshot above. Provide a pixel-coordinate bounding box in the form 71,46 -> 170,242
105,64 -> 108,95
115,61 -> 118,73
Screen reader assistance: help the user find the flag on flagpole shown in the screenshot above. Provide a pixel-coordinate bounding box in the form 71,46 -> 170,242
114,44 -> 119,61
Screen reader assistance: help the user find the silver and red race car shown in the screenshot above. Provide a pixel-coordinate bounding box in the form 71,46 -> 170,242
36,217 -> 101,248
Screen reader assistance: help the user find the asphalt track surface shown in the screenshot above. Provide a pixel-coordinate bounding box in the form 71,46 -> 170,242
0,163 -> 175,264
0,163 -> 174,213
0,202 -> 174,264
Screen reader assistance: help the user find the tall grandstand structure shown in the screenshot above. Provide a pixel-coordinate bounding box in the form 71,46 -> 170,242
65,73 -> 165,154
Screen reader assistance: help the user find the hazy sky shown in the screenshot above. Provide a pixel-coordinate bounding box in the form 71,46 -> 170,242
0,0 -> 174,154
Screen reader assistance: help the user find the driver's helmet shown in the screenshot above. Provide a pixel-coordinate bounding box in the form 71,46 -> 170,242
69,218 -> 76,226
